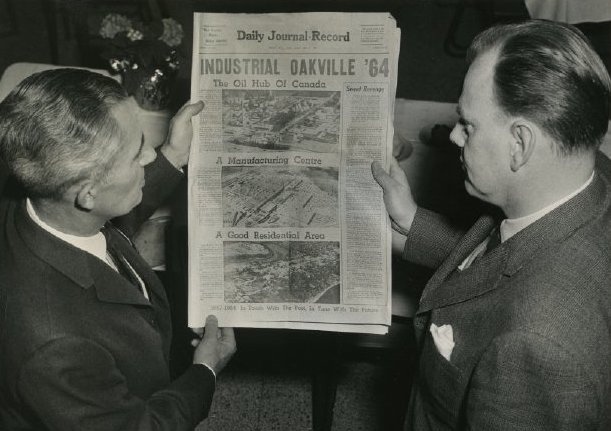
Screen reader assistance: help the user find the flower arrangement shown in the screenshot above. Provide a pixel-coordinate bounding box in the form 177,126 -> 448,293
99,13 -> 184,110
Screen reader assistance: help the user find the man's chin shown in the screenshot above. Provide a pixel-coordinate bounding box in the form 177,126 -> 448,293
464,180 -> 497,207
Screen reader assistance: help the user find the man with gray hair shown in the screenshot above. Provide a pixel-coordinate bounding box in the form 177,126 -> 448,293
373,20 -> 611,430
0,68 -> 236,430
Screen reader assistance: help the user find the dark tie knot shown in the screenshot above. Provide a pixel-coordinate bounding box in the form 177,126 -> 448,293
485,226 -> 501,255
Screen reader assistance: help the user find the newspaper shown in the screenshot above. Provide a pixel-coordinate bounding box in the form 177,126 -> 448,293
188,12 -> 400,334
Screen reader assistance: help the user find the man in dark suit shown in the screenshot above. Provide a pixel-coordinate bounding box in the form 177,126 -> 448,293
373,20 -> 611,430
0,69 -> 236,430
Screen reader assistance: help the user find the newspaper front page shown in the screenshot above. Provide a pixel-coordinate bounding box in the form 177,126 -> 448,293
188,12 -> 400,334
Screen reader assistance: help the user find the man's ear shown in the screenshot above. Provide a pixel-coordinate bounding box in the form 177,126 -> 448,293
73,181 -> 97,211
509,121 -> 536,172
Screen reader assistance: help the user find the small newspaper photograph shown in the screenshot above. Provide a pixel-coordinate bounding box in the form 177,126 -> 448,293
188,12 -> 400,334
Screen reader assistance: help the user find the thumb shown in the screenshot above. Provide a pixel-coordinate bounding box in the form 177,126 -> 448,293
203,315 -> 219,341
176,100 -> 205,121
188,100 -> 205,116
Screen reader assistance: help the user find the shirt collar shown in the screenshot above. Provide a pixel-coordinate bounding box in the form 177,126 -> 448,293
500,171 -> 595,242
25,198 -> 108,263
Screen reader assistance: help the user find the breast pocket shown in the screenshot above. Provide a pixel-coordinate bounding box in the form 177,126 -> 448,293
418,334 -> 468,428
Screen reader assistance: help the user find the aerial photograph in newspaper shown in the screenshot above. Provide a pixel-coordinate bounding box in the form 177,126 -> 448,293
189,12 -> 401,334
222,165 -> 338,228
224,240 -> 340,304
223,89 -> 341,153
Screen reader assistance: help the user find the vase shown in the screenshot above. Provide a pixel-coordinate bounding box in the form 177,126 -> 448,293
121,67 -> 176,111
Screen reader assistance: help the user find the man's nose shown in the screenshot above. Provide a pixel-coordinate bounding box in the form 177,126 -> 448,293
140,144 -> 157,167
449,124 -> 464,148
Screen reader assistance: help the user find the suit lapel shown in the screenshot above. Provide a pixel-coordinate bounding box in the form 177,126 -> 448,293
87,255 -> 151,306
15,201 -> 95,289
418,247 -> 508,313
418,214 -> 497,313
102,224 -> 168,307
14,202 -> 152,307
416,169 -> 609,315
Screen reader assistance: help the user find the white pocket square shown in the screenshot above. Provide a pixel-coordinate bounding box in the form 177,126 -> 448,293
430,323 -> 455,361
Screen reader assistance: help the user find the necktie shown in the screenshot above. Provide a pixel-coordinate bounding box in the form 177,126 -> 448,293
484,226 -> 501,255
102,227 -> 148,299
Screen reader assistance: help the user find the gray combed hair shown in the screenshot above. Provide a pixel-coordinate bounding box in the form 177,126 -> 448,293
0,68 -> 129,199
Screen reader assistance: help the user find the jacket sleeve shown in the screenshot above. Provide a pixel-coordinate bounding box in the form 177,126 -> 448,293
17,336 -> 215,431
465,331 -> 601,431
402,207 -> 465,269
112,149 -> 184,237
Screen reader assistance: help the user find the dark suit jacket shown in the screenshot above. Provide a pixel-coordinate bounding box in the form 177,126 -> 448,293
403,153 -> 611,431
0,154 -> 216,431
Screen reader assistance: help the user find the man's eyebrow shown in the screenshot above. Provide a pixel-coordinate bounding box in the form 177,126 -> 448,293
133,134 -> 145,161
